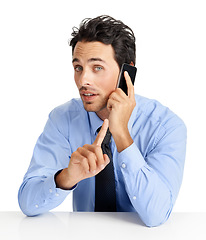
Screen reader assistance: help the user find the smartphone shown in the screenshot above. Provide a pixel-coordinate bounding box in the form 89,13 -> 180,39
117,63 -> 137,95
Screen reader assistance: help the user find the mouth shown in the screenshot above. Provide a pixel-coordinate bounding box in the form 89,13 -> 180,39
80,92 -> 99,102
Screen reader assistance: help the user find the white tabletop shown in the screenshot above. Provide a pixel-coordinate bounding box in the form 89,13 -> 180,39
0,212 -> 205,240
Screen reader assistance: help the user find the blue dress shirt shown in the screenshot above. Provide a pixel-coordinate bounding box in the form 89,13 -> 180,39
18,94 -> 187,227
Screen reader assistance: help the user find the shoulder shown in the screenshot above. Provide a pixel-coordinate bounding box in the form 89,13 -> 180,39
49,98 -> 85,121
50,98 -> 84,116
135,94 -> 186,128
133,95 -> 187,145
47,98 -> 86,135
133,95 -> 187,153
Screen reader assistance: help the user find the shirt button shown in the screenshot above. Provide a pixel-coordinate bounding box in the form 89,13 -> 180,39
49,188 -> 53,193
35,204 -> 39,208
55,193 -> 59,197
133,196 -> 137,200
122,163 -> 126,169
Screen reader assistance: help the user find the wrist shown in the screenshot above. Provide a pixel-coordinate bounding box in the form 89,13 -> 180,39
55,168 -> 77,190
112,128 -> 133,153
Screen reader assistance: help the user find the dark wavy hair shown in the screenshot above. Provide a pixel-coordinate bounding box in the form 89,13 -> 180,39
69,15 -> 136,69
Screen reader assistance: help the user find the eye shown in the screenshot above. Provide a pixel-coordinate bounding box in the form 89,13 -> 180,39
74,65 -> 83,72
94,66 -> 103,72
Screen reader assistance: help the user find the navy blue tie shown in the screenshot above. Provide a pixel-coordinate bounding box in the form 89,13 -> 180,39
95,128 -> 116,212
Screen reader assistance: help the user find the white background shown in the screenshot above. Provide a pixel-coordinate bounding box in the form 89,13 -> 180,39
0,0 -> 205,213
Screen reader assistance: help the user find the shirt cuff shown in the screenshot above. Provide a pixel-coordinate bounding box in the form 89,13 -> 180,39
118,143 -> 146,175
42,174 -> 74,200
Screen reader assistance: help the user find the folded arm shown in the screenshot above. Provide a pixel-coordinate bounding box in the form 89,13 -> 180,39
18,111 -> 72,216
118,120 -> 187,227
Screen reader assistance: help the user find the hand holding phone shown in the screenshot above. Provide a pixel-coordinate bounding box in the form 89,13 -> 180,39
116,63 -> 137,95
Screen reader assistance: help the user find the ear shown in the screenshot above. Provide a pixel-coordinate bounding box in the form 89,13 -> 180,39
130,61 -> 134,66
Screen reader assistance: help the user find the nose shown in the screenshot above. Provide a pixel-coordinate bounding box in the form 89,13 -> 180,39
79,68 -> 92,87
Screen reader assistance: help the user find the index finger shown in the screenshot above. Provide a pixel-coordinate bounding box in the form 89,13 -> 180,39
93,119 -> 109,146
124,71 -> 135,98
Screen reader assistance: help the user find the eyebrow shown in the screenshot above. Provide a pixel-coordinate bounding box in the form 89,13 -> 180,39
72,58 -> 106,64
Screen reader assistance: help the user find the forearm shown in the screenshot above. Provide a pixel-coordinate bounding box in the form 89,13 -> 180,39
118,144 -> 176,227
18,174 -> 71,216
122,164 -> 172,227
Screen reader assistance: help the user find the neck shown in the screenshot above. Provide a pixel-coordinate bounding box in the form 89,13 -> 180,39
95,108 -> 110,121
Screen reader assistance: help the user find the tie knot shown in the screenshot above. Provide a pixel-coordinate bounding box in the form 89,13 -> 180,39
97,127 -> 111,146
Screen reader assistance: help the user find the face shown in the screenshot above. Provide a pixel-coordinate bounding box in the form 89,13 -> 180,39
72,41 -> 120,119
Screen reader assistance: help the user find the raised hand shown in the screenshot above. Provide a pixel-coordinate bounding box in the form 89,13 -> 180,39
107,71 -> 136,152
55,119 -> 110,190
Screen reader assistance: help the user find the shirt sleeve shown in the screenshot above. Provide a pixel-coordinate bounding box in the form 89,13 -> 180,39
18,109 -> 73,216
118,119 -> 187,227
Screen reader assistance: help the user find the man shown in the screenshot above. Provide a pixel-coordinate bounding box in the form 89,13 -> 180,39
18,15 -> 187,227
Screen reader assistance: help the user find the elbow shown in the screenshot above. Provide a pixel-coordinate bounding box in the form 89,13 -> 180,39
139,190 -> 173,227
20,207 -> 39,217
18,196 -> 38,217
143,213 -> 169,228
18,199 -> 42,217
18,187 -> 40,217
140,205 -> 172,227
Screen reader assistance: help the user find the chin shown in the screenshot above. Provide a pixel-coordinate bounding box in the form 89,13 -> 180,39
83,101 -> 106,113
83,102 -> 99,112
